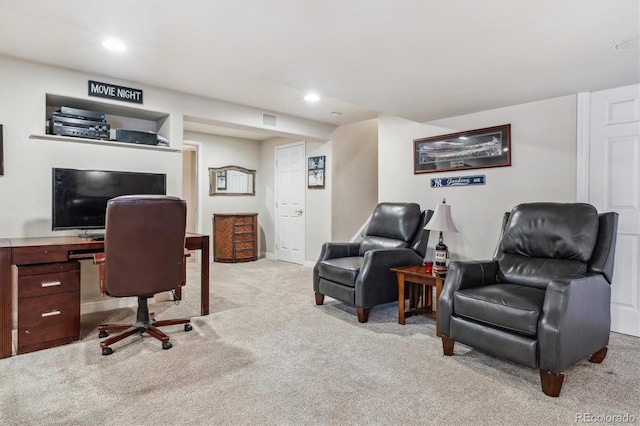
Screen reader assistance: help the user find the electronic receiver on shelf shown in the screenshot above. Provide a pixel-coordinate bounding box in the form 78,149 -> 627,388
47,107 -> 110,140
115,129 -> 158,146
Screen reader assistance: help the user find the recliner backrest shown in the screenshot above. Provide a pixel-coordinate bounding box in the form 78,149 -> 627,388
359,202 -> 422,256
495,202 -> 600,289
104,195 -> 187,298
588,212 -> 619,284
411,209 -> 434,259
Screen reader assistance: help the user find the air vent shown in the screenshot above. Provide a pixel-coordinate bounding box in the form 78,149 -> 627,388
263,113 -> 277,126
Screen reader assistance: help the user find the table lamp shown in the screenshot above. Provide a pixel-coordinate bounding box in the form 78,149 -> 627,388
425,198 -> 458,276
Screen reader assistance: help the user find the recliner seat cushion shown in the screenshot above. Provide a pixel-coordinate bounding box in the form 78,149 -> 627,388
317,257 -> 364,287
454,284 -> 546,336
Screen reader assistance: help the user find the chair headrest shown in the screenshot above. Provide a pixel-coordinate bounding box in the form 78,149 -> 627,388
366,202 -> 422,243
500,202 -> 599,262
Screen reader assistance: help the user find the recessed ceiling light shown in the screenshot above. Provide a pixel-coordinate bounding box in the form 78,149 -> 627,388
102,38 -> 126,52
613,37 -> 640,52
304,93 -> 320,102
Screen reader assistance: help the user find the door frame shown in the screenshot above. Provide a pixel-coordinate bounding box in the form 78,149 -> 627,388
274,140 -> 306,264
183,140 -> 204,260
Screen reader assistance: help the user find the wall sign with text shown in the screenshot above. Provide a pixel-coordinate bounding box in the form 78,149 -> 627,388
430,175 -> 485,188
88,80 -> 143,104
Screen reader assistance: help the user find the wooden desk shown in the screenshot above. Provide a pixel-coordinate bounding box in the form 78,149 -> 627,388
390,265 -> 445,336
0,233 -> 209,359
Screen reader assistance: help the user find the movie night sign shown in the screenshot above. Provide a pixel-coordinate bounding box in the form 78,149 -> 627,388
88,80 -> 143,104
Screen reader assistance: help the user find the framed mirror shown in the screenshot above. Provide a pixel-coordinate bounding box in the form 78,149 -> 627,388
208,165 -> 256,196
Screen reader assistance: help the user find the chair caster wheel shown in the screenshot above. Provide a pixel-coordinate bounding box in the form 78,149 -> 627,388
184,324 -> 193,332
102,347 -> 113,356
98,330 -> 109,338
162,342 -> 172,350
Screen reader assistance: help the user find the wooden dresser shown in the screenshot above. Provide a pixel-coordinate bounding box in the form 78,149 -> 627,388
213,213 -> 258,263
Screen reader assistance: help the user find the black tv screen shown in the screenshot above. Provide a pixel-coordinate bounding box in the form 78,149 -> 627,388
52,168 -> 167,231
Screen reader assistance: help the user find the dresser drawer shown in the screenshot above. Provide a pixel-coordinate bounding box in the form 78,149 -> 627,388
18,262 -> 80,299
234,232 -> 254,242
234,215 -> 255,225
18,291 -> 80,350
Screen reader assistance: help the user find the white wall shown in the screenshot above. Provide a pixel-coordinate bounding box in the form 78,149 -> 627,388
379,95 -> 578,261
183,131 -> 262,258
331,119 -> 379,241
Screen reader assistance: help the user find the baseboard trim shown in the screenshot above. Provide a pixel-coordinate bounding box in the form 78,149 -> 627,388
80,297 -> 138,315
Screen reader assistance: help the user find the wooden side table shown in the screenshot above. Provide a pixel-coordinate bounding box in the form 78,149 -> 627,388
390,264 -> 445,336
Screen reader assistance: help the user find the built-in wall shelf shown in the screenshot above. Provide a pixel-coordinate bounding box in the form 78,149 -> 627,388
29,134 -> 180,152
43,93 -> 175,150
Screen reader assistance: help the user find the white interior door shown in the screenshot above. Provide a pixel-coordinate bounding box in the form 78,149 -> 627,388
585,84 -> 640,337
275,142 -> 306,264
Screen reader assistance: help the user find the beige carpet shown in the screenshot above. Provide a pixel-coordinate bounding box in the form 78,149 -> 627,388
1,259 -> 638,425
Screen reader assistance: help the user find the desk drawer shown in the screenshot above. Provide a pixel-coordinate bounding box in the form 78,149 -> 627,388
18,262 -> 80,299
18,291 -> 80,351
12,247 -> 70,265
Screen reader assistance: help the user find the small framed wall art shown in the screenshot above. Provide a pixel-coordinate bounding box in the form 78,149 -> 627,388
414,124 -> 511,174
308,156 -> 325,189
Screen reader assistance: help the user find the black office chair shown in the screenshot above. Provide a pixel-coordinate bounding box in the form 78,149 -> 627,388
94,195 -> 193,355
438,202 -> 618,396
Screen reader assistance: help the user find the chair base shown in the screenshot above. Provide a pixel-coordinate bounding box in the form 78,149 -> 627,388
98,296 -> 191,355
444,335 -> 609,397
314,292 -> 371,323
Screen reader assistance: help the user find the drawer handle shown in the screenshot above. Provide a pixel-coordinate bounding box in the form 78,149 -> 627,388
41,310 -> 61,318
41,281 -> 62,288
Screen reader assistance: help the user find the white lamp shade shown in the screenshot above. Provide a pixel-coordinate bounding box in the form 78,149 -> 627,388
425,203 -> 458,233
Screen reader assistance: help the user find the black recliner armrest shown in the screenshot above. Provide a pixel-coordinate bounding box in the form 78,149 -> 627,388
538,273 -> 611,374
438,260 -> 499,337
317,242 -> 361,262
355,248 -> 424,308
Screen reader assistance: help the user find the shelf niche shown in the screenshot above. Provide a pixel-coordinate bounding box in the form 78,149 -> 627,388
42,93 -> 173,150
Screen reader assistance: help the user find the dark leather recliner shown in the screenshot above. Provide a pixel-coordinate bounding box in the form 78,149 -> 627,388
314,202 -> 433,322
93,195 -> 193,355
438,202 -> 618,396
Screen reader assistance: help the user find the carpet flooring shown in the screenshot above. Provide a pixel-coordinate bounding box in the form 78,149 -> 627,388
1,259 -> 638,425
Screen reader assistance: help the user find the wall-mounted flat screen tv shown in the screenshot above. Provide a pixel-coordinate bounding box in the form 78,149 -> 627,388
52,167 -> 167,233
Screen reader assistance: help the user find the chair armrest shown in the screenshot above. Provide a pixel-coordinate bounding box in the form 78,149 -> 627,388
438,260 -> 499,337
355,248 -> 424,308
93,253 -> 107,296
313,242 -> 362,290
317,242 -> 361,262
538,273 -> 611,374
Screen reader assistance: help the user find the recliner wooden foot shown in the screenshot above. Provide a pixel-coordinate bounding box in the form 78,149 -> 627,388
589,346 -> 608,363
315,292 -> 324,305
356,307 -> 370,323
540,370 -> 564,397
442,336 -> 455,356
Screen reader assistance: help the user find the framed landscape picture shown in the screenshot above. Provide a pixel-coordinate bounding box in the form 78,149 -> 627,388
414,124 -> 511,174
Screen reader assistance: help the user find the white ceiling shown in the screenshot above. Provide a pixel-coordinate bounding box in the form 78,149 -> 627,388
1,0 -> 638,139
